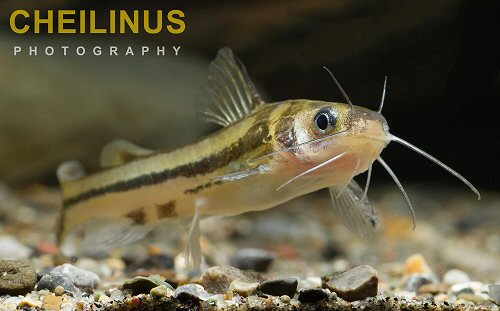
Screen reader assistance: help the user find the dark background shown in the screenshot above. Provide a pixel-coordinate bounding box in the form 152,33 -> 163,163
0,0 -> 498,190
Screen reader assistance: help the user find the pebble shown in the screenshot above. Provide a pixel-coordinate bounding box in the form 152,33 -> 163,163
18,298 -> 42,308
458,292 -> 487,303
199,265 -> 264,294
37,273 -> 78,293
326,265 -> 378,302
174,284 -> 212,302
443,269 -> 470,285
51,263 -> 100,289
229,280 -> 259,297
259,278 -> 298,297
121,275 -> 173,295
0,259 -> 37,295
404,253 -> 433,275
449,281 -> 487,296
489,284 -> 500,305
418,282 -> 448,295
54,285 -> 65,296
298,288 -> 330,303
298,277 -> 322,290
0,235 -> 32,260
404,273 -> 439,292
279,295 -> 291,303
230,248 -> 275,272
150,285 -> 174,298
42,294 -> 63,311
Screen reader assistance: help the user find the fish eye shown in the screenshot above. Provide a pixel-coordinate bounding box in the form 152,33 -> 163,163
314,108 -> 337,133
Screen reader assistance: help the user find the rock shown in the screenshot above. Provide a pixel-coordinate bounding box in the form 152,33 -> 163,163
298,288 -> 330,303
298,277 -> 323,290
259,278 -> 298,297
489,284 -> 500,305
121,275 -> 173,295
174,284 -> 212,302
458,292 -> 487,303
42,294 -> 63,311
0,259 -> 37,295
404,273 -> 439,292
37,273 -> 78,293
326,265 -> 378,302
51,263 -> 100,289
404,253 -> 433,276
150,285 -> 174,299
449,281 -> 487,297
0,236 -> 32,260
418,283 -> 448,295
230,248 -> 275,272
199,265 -> 264,294
443,269 -> 470,285
18,298 -> 42,308
229,280 -> 259,297
54,285 -> 65,296
279,295 -> 291,303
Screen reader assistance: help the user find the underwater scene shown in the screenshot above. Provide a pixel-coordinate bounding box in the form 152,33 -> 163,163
0,1 -> 498,310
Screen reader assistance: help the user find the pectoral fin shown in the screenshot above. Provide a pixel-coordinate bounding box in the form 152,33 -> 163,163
328,180 -> 378,237
100,139 -> 154,168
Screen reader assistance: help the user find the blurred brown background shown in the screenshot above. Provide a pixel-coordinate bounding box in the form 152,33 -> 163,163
0,0 -> 498,190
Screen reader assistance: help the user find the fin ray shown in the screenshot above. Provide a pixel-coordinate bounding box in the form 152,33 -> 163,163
328,180 -> 378,237
198,47 -> 264,126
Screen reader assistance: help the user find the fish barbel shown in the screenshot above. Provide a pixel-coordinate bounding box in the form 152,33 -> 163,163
57,47 -> 480,266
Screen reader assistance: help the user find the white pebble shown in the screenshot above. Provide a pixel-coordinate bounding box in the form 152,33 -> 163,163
443,269 -> 470,285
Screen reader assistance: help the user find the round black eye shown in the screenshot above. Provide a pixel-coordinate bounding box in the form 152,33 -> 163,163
314,108 -> 337,132
315,113 -> 329,131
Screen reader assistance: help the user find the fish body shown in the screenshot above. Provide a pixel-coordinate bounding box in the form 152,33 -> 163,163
57,48 -> 478,264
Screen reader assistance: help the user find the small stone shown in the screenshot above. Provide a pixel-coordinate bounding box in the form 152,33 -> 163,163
230,248 -> 275,272
37,273 -> 78,293
259,278 -> 298,297
0,259 -> 37,295
174,284 -> 212,302
60,303 -> 73,311
326,265 -> 378,302
458,293 -> 486,303
229,280 -> 259,297
279,295 -> 291,303
98,294 -> 111,304
0,236 -> 32,260
18,298 -> 42,308
404,253 -> 433,275
434,293 -> 448,302
104,258 -> 126,272
110,288 -> 125,301
489,284 -> 500,305
298,277 -> 322,290
51,263 -> 100,289
121,275 -> 173,295
150,285 -> 174,298
443,269 -> 470,285
54,285 -> 65,296
404,273 -> 439,292
449,281 -> 486,296
42,294 -> 63,311
418,283 -> 448,295
298,288 -> 330,303
199,265 -> 264,294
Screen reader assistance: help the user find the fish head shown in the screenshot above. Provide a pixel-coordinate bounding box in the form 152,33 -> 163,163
276,101 -> 391,180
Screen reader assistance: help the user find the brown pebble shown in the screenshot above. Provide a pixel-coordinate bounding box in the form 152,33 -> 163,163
326,265 -> 378,302
404,253 -> 433,276
418,283 -> 448,295
54,285 -> 65,296
42,294 -> 63,311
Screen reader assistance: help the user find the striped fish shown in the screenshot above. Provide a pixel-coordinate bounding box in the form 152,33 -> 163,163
57,47 -> 479,266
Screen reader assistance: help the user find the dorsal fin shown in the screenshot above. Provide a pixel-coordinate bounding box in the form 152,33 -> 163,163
100,139 -> 154,168
198,47 -> 265,127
